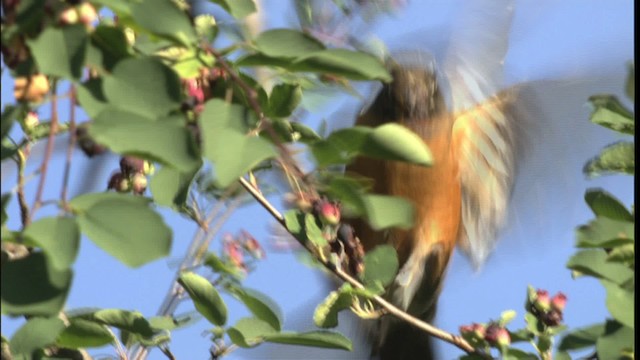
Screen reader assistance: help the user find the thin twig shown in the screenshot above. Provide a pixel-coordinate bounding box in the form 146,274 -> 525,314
237,176 -> 478,355
15,149 -> 30,226
159,346 -> 176,360
31,81 -> 59,216
60,86 -> 77,210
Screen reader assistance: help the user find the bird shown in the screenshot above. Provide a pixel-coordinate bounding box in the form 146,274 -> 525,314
344,3 -> 528,358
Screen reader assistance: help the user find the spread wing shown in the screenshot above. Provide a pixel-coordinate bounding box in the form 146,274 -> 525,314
451,91 -> 525,268
443,0 -> 522,268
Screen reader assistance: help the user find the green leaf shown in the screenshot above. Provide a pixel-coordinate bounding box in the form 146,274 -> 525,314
625,62 -> 634,101
81,309 -> 154,338
87,25 -> 131,71
102,58 -> 182,118
311,130 -> 367,165
566,250 -> 634,285
362,194 -> 414,230
23,217 -> 80,271
524,312 -> 544,335
150,165 -> 201,209
209,0 -> 256,18
584,141 -> 635,177
361,124 -> 433,166
283,210 -> 306,242
178,272 -> 227,326
266,83 -> 302,118
584,188 -> 634,221
56,318 -> 113,349
596,320 -> 634,360
263,330 -> 352,351
227,286 -> 282,331
508,328 -> 534,343
293,49 -> 391,81
558,323 -> 604,351
131,0 -> 197,46
74,198 -> 172,268
91,109 -> 200,172
227,317 -> 277,348
607,243 -> 634,264
203,252 -> 245,279
499,310 -> 517,326
1,193 -> 10,226
200,99 -> 277,187
501,348 -> 539,360
305,213 -> 327,247
9,317 -> 65,357
313,285 -> 354,329
362,245 -> 398,290
1,105 -> 20,140
575,217 -> 634,249
290,121 -> 322,143
588,95 -> 634,135
69,192 -> 151,211
254,29 -> 324,59
27,25 -> 88,79
1,253 -> 72,316
76,78 -> 108,118
601,280 -> 634,329
194,14 -> 217,42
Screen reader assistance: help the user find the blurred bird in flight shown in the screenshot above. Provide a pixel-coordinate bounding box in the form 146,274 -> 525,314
346,0 -> 530,358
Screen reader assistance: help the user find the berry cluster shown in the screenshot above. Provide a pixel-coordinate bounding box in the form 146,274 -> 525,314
107,156 -> 154,195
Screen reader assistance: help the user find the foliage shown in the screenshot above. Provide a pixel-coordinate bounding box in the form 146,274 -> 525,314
0,0 -> 410,358
0,0 -> 634,359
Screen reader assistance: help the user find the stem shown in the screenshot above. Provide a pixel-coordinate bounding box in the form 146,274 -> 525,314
60,86 -> 77,210
31,81 -> 59,216
16,149 -> 30,226
237,177 -> 478,355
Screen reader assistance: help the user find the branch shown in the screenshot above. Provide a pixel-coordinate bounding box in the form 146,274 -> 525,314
31,81 -> 59,217
206,48 -> 480,356
60,86 -> 77,210
237,177 -> 478,355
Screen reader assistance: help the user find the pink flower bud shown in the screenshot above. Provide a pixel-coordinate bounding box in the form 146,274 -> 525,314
224,238 -> 244,269
485,323 -> 510,347
241,231 -> 265,259
185,79 -> 205,104
534,289 -> 551,312
314,200 -> 341,225
460,323 -> 485,341
551,292 -> 567,312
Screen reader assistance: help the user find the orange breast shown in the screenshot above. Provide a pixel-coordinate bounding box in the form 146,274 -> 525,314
347,114 -> 462,266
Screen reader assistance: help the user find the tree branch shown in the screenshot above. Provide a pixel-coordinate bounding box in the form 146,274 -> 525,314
237,176 -> 478,355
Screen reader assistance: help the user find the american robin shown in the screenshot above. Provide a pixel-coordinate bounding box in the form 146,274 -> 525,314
346,52 -> 523,359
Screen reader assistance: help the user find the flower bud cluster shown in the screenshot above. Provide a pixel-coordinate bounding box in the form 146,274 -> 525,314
107,156 -> 154,195
527,288 -> 567,327
222,231 -> 265,274
460,322 -> 511,349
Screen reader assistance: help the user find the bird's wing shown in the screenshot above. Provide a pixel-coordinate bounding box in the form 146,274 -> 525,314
442,0 -> 515,112
451,91 -> 525,268
442,0 -> 522,268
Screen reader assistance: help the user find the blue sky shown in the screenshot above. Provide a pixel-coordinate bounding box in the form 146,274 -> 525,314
0,1 -> 634,359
